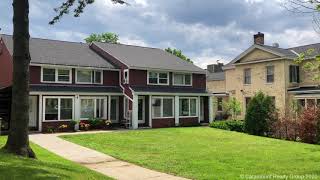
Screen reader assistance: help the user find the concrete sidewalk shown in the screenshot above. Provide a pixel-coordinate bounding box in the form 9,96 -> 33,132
29,132 -> 188,180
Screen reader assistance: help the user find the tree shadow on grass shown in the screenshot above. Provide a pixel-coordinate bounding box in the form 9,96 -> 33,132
0,150 -> 84,180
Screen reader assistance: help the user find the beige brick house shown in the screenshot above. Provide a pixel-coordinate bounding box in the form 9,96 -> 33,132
207,32 -> 320,120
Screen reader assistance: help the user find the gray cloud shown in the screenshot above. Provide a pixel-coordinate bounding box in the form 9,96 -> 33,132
1,0 -> 320,68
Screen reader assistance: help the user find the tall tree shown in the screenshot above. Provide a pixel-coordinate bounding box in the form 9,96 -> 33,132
165,47 -> 193,63
3,0 -> 126,158
283,1 -> 320,81
3,0 -> 35,158
85,32 -> 119,43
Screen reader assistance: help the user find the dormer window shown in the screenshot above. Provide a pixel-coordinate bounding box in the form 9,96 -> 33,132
41,67 -> 72,83
76,69 -> 103,84
173,73 -> 192,86
148,71 -> 169,85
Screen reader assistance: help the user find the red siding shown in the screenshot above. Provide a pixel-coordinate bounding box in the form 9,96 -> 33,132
179,117 -> 199,126
129,69 -> 147,86
129,69 -> 206,90
29,65 -> 119,86
152,118 -> 175,128
30,66 -> 41,84
192,74 -> 206,89
0,40 -> 13,88
104,70 -> 119,86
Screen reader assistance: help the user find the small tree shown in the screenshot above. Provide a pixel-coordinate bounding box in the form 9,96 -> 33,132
223,97 -> 241,120
244,91 -> 276,136
85,32 -> 119,43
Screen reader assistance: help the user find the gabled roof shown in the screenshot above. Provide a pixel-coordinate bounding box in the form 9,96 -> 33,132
93,42 -> 206,74
1,34 -> 116,69
224,42 -> 320,70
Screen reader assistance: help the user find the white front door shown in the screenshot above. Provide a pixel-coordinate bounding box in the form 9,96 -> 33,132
138,97 -> 145,124
29,96 -> 38,128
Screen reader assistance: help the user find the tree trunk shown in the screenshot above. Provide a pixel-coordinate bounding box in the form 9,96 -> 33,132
3,0 -> 35,158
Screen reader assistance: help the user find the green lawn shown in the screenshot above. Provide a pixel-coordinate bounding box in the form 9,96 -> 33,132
62,127 -> 320,180
0,136 -> 111,180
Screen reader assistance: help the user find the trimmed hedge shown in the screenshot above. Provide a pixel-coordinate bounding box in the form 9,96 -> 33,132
210,120 -> 244,132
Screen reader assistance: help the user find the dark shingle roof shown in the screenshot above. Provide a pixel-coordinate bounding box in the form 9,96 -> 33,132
224,43 -> 320,69
131,86 -> 208,94
207,72 -> 225,81
94,42 -> 206,74
30,84 -> 121,93
288,86 -> 320,94
289,43 -> 320,58
1,34 -> 116,69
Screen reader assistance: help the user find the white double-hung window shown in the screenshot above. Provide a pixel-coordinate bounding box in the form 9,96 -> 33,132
179,97 -> 197,117
152,97 -> 174,118
148,71 -> 169,85
173,73 -> 192,86
76,69 -> 103,84
42,67 -> 72,83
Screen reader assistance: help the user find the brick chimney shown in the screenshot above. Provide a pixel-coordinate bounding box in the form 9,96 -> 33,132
254,32 -> 264,45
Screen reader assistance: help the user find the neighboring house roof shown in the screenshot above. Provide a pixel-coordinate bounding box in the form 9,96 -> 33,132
93,42 -> 206,74
224,43 -> 320,70
30,84 -> 121,93
207,72 -> 225,81
1,34 -> 116,69
131,86 -> 208,94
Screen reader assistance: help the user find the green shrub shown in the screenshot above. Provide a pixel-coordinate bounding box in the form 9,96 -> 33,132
87,118 -> 103,129
210,120 -> 244,132
244,91 -> 276,136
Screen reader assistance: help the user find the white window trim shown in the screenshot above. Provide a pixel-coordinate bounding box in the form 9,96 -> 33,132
152,96 -> 174,119
179,97 -> 198,118
75,69 -> 103,85
41,67 -> 72,84
79,97 -> 107,120
173,73 -> 193,86
123,69 -> 129,84
266,65 -> 274,84
147,71 -> 169,85
42,96 -> 74,122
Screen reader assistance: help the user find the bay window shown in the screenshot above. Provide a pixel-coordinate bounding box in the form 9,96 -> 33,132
179,97 -> 197,117
152,97 -> 174,118
42,67 -> 71,83
173,73 -> 192,86
44,97 -> 74,121
148,72 -> 169,85
76,69 -> 103,84
80,98 -> 106,119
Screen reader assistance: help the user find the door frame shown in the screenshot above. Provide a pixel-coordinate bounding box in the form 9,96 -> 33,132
138,96 -> 145,124
29,96 -> 38,130
110,96 -> 119,123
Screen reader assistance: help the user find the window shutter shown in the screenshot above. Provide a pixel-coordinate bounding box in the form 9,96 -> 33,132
296,66 -> 300,83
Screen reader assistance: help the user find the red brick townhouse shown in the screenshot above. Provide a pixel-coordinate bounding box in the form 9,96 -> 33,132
0,34 -> 213,132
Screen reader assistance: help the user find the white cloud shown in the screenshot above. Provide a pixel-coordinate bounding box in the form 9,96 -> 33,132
119,35 -> 149,46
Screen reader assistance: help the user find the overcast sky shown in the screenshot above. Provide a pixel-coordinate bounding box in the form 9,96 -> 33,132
1,0 -> 319,68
